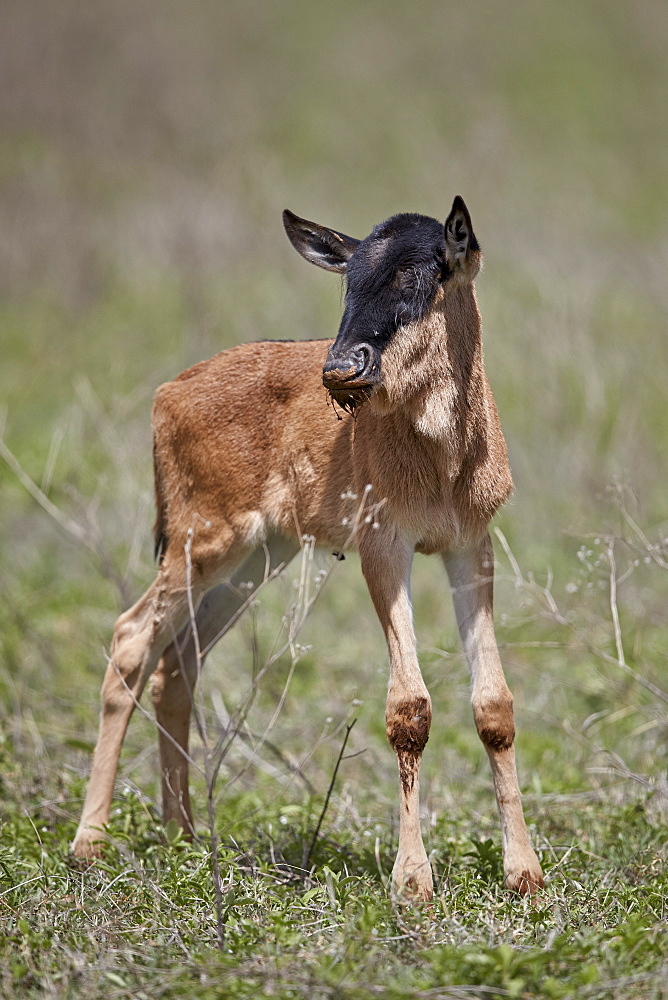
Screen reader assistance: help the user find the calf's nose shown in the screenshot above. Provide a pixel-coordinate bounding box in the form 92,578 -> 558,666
322,343 -> 379,389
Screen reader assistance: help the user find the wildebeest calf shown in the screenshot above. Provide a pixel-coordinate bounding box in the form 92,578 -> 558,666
73,197 -> 544,901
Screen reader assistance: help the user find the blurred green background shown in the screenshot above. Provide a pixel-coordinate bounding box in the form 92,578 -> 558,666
1,0 -> 667,838
2,1 -> 666,530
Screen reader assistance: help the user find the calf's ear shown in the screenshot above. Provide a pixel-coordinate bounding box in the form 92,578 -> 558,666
283,210 -> 360,274
444,196 -> 480,275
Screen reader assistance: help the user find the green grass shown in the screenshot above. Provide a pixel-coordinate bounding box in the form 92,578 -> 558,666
1,520 -> 667,998
1,769 -> 667,998
1,0 -> 667,996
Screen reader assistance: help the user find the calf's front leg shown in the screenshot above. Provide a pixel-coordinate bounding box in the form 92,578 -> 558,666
444,533 -> 544,896
361,535 -> 433,902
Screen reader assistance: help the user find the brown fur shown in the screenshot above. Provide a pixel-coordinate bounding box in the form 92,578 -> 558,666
149,280 -> 511,575
473,694 -> 516,751
386,697 -> 432,755
387,697 -> 432,796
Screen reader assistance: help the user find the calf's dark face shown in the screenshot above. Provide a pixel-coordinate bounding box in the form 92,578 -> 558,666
283,198 -> 478,412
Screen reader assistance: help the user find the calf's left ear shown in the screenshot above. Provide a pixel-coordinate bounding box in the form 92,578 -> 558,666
283,209 -> 360,274
444,196 -> 481,276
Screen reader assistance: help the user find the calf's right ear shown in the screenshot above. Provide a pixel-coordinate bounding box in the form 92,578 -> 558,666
283,210 -> 360,273
444,196 -> 481,279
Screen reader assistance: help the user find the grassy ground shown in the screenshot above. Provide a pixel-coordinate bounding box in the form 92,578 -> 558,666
1,1 -> 667,997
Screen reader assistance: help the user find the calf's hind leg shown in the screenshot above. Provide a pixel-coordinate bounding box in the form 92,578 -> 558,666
151,537 -> 299,835
444,534 -> 544,895
72,556 -> 200,858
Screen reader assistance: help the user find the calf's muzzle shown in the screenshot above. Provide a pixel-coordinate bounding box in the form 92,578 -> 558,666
322,342 -> 381,410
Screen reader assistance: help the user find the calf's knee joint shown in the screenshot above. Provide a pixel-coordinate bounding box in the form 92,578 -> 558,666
386,697 -> 432,756
473,696 -> 515,751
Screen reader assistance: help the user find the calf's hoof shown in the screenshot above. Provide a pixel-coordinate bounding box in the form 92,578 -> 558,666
71,827 -> 105,861
391,857 -> 434,903
504,865 -> 544,897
